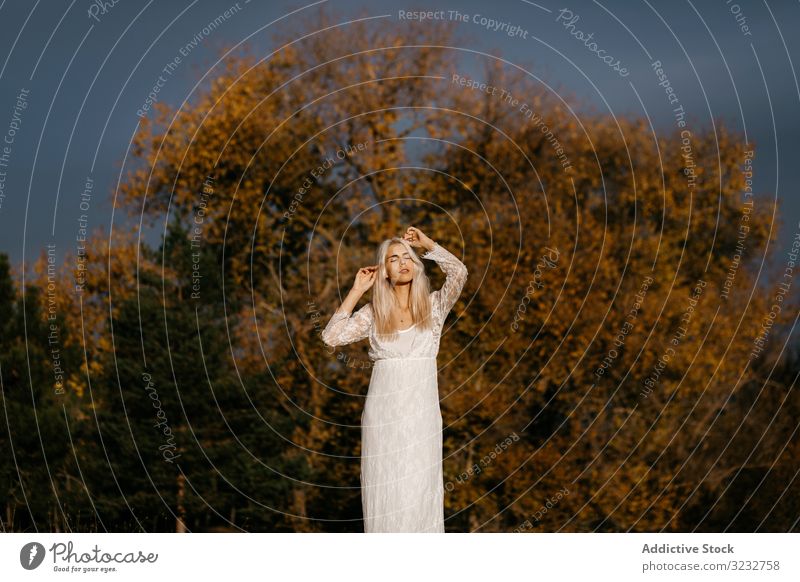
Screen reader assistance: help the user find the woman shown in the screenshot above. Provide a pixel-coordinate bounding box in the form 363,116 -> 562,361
321,226 -> 468,533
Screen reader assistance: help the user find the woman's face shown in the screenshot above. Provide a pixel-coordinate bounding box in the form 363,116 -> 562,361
385,243 -> 415,284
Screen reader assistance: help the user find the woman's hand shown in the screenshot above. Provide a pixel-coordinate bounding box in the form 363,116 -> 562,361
353,265 -> 377,293
403,226 -> 435,253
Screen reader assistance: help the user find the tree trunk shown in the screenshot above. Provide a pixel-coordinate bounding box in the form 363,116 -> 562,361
176,473 -> 187,532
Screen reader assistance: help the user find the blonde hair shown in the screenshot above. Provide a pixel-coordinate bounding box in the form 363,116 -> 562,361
371,237 -> 433,340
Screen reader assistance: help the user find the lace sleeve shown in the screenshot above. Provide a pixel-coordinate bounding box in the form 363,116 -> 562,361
321,302 -> 373,347
421,242 -> 468,316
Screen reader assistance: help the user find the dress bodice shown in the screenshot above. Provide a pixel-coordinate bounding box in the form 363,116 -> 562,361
370,320 -> 435,361
386,324 -> 419,356
321,242 -> 468,361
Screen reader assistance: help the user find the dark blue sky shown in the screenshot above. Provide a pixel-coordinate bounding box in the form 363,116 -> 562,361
0,0 -> 798,283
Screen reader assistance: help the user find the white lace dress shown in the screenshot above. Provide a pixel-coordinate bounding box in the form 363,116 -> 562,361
321,242 -> 468,533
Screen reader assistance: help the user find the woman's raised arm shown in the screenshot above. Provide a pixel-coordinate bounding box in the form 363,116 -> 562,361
321,301 -> 373,347
421,241 -> 468,316
321,265 -> 376,347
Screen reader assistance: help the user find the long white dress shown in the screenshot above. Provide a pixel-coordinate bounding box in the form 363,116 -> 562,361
321,242 -> 468,533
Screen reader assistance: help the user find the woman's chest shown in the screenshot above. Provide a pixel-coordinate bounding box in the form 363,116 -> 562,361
370,325 -> 436,356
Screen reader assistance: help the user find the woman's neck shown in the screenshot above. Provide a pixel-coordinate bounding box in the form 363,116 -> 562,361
393,284 -> 411,309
